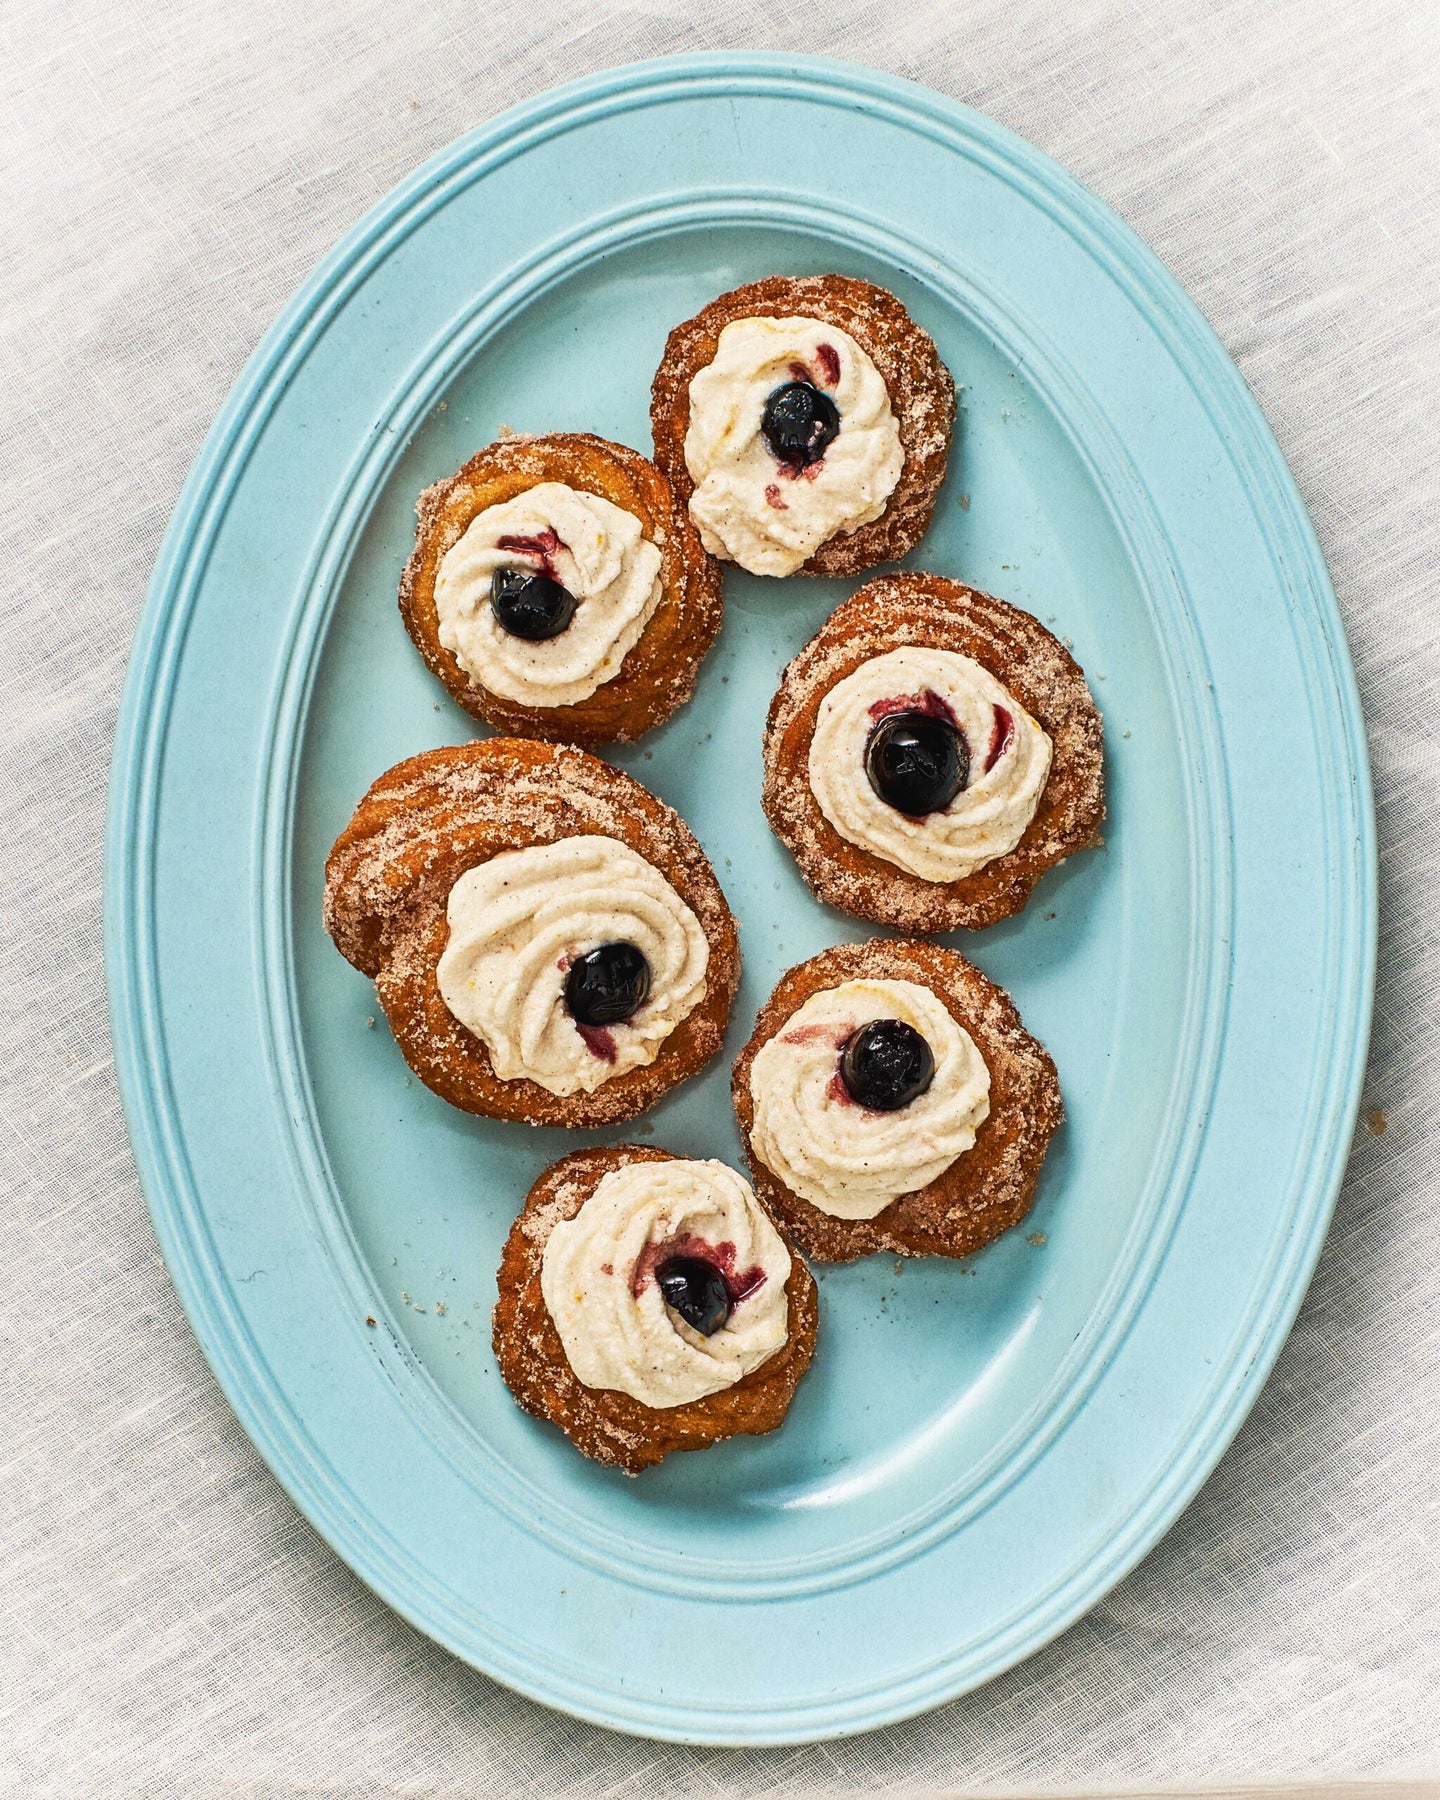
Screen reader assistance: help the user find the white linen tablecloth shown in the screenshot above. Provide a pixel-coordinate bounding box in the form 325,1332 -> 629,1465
3,0 -> 1437,1791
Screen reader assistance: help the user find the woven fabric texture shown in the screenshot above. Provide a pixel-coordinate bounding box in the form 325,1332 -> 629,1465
3,0 -> 1437,1792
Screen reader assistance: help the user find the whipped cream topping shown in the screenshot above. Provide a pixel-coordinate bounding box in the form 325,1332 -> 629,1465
682,316 -> 904,577
435,836 -> 708,1096
541,1159 -> 793,1408
434,481 -> 663,707
809,646 -> 1053,882
749,978 -> 990,1219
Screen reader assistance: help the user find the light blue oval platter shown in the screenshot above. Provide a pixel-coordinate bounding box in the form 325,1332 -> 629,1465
106,55 -> 1375,1744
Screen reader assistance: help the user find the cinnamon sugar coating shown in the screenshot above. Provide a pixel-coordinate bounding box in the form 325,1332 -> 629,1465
649,275 -> 955,576
493,1146 -> 819,1473
322,740 -> 740,1127
763,575 -> 1106,931
732,940 -> 1063,1262
399,432 -> 723,747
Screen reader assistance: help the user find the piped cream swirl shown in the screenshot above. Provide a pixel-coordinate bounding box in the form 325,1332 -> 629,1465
434,482 -> 663,706
541,1159 -> 792,1408
683,317 -> 904,577
749,978 -> 990,1219
435,837 -> 708,1096
809,646 -> 1052,882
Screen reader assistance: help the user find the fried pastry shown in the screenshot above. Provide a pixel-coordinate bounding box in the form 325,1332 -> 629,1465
732,939 -> 1063,1263
650,274 -> 955,578
762,574 -> 1105,932
322,740 -> 740,1127
493,1146 -> 818,1473
399,432 -> 722,746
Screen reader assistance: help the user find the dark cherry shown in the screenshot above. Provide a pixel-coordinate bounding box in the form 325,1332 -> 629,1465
864,709 -> 968,816
760,380 -> 841,467
563,941 -> 651,1027
655,1255 -> 731,1336
839,1019 -> 936,1112
490,567 -> 578,641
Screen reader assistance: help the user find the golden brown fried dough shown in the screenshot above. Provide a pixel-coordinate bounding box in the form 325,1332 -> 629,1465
399,432 -> 722,746
763,574 -> 1105,931
323,740 -> 739,1127
650,274 -> 954,576
733,939 -> 1062,1262
493,1146 -> 819,1473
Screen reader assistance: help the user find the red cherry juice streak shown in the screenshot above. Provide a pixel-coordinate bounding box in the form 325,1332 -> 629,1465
631,1233 -> 767,1307
984,704 -> 1015,773
867,687 -> 963,731
826,1069 -> 856,1107
559,953 -> 618,1061
780,1023 -> 847,1047
777,1022 -> 860,1105
777,1022 -> 896,1114
788,344 -> 841,387
777,1021 -> 905,1116
777,1023 -> 860,1105
770,365 -> 831,479
495,526 -> 565,580
575,1023 -> 617,1063
825,1034 -> 900,1116
770,349 -> 841,486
